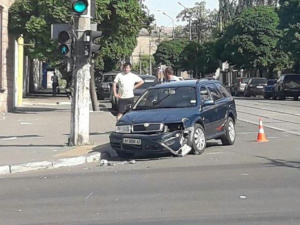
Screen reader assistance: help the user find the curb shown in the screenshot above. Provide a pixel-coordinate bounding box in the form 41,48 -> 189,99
0,152 -> 102,175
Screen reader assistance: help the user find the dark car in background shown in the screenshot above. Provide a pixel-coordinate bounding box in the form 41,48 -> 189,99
97,71 -> 119,100
110,79 -> 237,159
263,79 -> 277,99
273,74 -> 300,100
230,77 -> 250,96
244,77 -> 267,97
110,74 -> 157,111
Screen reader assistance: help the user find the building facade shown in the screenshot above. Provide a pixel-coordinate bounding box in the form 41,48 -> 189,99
0,0 -> 15,113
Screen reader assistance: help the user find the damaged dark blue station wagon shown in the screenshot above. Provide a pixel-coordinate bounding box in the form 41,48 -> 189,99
109,79 -> 237,158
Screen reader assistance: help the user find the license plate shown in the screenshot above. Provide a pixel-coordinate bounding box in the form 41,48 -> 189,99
123,138 -> 141,145
257,86 -> 263,88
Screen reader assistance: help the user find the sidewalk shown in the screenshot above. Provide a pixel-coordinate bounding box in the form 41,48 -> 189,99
0,94 -> 117,175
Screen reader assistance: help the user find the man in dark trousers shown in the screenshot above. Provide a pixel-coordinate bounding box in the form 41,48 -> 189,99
51,71 -> 59,96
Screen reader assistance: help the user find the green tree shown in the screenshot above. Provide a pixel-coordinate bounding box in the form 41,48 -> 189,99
180,41 -> 219,78
9,0 -> 147,72
218,6 -> 289,77
278,0 -> 300,73
153,39 -> 190,73
176,1 -> 219,42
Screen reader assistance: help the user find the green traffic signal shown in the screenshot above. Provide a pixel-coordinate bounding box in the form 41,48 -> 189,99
72,0 -> 88,14
58,44 -> 70,55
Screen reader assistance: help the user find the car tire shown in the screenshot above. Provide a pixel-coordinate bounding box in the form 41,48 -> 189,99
244,91 -> 250,97
192,124 -> 206,155
264,94 -> 270,99
293,96 -> 298,100
221,117 -> 236,145
278,92 -> 286,100
116,150 -> 135,159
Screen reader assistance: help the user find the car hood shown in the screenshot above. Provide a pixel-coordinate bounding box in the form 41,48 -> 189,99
118,108 -> 197,124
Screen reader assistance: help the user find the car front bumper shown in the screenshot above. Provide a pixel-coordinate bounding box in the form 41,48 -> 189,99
110,130 -> 192,155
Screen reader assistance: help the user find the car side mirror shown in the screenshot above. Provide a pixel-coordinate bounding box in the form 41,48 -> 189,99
202,99 -> 215,106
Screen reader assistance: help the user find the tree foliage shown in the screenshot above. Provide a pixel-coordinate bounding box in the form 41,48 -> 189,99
180,42 -> 219,77
278,0 -> 300,72
218,6 -> 289,75
176,1 -> 218,43
9,0 -> 148,71
153,39 -> 190,72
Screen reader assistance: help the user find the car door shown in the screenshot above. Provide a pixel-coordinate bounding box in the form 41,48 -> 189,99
199,85 -> 219,138
206,83 -> 227,135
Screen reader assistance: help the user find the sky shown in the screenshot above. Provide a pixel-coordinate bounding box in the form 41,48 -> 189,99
144,0 -> 219,27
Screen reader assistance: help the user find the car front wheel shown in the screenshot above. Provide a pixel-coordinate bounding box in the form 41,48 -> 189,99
192,124 -> 206,155
221,117 -> 236,145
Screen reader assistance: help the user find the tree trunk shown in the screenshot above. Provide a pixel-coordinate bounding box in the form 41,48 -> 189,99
90,62 -> 99,111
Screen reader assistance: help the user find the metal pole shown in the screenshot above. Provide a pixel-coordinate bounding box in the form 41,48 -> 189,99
158,10 -> 175,39
69,0 -> 91,146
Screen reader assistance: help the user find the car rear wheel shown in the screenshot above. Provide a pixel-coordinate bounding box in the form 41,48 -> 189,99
116,150 -> 135,159
192,124 -> 206,155
244,91 -> 250,97
278,92 -> 286,100
293,96 -> 298,100
221,117 -> 236,145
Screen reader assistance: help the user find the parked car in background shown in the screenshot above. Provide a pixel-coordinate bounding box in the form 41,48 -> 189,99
110,79 -> 237,159
230,77 -> 250,96
244,77 -> 267,97
97,71 -> 119,100
273,74 -> 300,100
263,79 -> 277,99
110,74 -> 157,111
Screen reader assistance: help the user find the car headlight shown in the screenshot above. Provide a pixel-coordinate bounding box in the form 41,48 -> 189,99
115,125 -> 131,133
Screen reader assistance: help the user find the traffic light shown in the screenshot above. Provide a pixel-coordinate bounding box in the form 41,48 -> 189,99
71,0 -> 89,15
84,30 -> 103,57
57,30 -> 73,58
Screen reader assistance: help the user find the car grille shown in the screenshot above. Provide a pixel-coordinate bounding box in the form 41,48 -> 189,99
132,123 -> 163,133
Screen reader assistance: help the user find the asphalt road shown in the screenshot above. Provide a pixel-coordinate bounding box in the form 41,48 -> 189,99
1,112 -> 300,225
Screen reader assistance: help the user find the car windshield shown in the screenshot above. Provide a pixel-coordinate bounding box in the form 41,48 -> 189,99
103,75 -> 116,82
134,86 -> 197,110
241,78 -> 250,84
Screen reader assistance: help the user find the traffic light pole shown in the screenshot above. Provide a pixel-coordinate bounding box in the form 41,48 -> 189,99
69,1 -> 91,146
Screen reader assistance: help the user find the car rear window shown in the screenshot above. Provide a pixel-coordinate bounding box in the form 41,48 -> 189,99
284,75 -> 300,84
267,80 -> 276,85
252,79 -> 267,85
103,75 -> 116,82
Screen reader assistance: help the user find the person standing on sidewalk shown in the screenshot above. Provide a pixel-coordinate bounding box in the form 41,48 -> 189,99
113,62 -> 144,120
51,71 -> 59,96
164,66 -> 180,82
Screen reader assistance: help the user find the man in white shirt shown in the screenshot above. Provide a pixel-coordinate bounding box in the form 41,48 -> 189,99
113,62 -> 144,120
164,66 -> 180,82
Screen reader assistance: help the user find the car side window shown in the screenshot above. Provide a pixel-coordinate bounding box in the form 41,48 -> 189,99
206,83 -> 223,101
215,83 -> 231,98
200,86 -> 212,101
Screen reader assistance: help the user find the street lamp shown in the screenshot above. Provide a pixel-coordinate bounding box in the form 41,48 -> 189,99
178,1 -> 192,41
157,10 -> 174,39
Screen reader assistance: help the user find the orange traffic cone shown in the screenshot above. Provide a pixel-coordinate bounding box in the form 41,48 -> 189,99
256,118 -> 269,142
